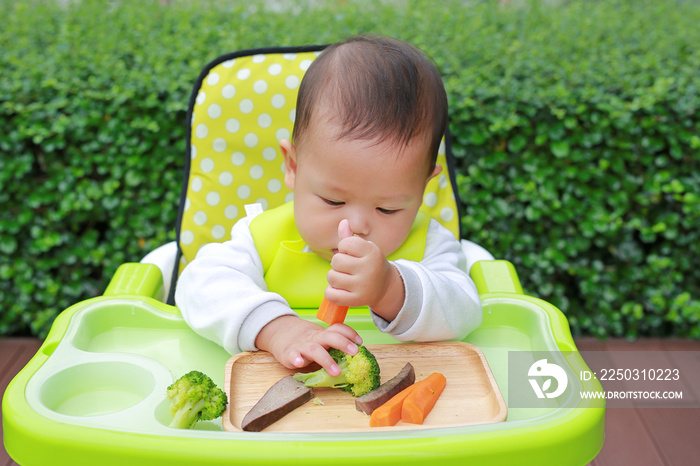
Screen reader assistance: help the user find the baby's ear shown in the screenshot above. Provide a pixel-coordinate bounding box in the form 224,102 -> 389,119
280,139 -> 297,190
427,164 -> 443,184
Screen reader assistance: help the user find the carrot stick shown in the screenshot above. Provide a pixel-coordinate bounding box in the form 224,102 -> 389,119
316,298 -> 349,325
369,384 -> 417,427
401,372 -> 446,425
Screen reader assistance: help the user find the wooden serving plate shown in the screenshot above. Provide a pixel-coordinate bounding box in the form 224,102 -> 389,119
223,341 -> 506,432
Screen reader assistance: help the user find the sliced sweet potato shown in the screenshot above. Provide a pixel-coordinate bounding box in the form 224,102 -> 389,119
241,375 -> 314,432
355,362 -> 415,415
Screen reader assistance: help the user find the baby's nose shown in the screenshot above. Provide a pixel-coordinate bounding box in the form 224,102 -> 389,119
347,216 -> 370,237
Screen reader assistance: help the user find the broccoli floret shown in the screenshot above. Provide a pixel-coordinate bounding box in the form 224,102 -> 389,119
293,346 -> 380,397
166,370 -> 228,429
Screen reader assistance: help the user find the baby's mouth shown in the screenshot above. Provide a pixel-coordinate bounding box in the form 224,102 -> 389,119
332,248 -> 339,255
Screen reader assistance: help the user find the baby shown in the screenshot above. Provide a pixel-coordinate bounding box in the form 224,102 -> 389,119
175,35 -> 482,377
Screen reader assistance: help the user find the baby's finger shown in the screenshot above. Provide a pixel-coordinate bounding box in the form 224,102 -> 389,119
313,328 -> 360,356
327,323 -> 363,345
337,236 -> 369,257
338,218 -> 353,240
330,250 -> 358,274
323,284 -> 356,307
300,344 -> 343,376
326,267 -> 354,289
283,349 -> 309,369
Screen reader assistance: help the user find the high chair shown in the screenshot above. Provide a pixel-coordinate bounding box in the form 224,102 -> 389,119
3,45 -> 604,465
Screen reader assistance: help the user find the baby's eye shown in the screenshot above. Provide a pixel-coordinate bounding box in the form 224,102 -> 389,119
322,197 -> 344,207
377,207 -> 399,215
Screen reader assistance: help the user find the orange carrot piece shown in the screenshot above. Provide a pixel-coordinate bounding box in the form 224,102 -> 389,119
369,383 -> 417,427
316,297 -> 349,325
401,372 -> 447,425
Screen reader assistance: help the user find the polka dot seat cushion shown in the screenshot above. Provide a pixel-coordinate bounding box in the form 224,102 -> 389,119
174,45 -> 463,278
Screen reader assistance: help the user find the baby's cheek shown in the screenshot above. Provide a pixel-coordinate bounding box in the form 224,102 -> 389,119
302,216 -> 336,249
379,222 -> 412,256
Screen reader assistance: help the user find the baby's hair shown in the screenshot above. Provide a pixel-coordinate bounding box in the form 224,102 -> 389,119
292,34 -> 448,171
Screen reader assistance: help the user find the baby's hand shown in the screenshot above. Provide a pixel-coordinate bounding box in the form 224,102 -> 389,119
326,220 -> 404,318
256,316 -> 362,376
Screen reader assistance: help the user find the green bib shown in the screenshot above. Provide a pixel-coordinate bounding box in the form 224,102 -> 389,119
248,201 -> 429,309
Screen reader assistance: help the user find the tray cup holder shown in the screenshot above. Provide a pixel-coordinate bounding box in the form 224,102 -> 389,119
39,361 -> 155,417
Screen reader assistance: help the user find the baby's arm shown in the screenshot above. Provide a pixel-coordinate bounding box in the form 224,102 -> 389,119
174,217 -> 295,355
372,220 -> 483,341
325,219 -> 481,341
175,217 -> 361,374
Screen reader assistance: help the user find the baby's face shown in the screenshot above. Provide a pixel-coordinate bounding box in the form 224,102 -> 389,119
282,120 -> 439,261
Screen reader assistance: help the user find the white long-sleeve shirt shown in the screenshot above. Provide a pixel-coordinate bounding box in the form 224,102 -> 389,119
175,212 -> 482,355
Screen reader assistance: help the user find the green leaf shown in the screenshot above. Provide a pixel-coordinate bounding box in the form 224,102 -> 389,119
550,141 -> 570,158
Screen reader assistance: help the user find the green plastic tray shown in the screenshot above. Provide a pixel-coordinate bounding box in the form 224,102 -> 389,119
3,261 -> 604,465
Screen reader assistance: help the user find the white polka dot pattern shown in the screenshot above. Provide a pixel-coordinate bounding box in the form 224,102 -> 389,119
178,50 -> 459,272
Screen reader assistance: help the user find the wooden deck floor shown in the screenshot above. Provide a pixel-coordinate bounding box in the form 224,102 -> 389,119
2,337 -> 699,465
1,338 -> 42,466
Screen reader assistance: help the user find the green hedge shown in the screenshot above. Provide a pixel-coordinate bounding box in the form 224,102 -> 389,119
441,0 -> 700,339
1,0 -> 698,339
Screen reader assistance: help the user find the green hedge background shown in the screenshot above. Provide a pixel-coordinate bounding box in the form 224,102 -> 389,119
1,0 -> 698,339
